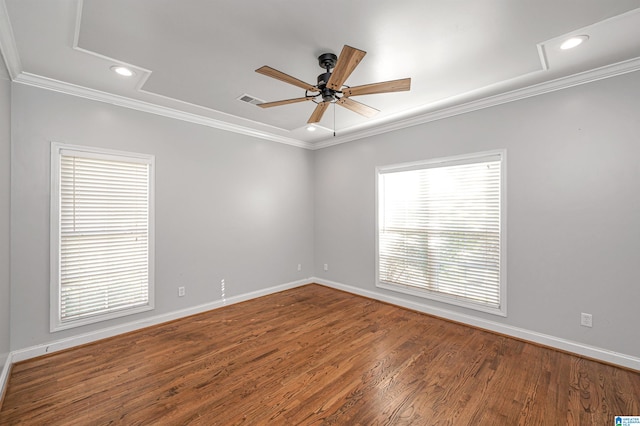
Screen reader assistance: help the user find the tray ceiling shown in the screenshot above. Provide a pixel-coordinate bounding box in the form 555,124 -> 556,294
1,0 -> 640,148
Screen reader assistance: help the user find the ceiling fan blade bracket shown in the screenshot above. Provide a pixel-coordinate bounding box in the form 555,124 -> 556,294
305,89 -> 321,98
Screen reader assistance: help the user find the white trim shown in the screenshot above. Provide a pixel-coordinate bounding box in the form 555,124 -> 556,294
17,55 -> 640,152
536,43 -> 549,72
312,57 -> 640,150
313,277 -> 640,372
13,73 -> 313,150
0,352 -> 12,406
12,278 -> 312,363
2,56 -> 639,152
376,149 -> 504,173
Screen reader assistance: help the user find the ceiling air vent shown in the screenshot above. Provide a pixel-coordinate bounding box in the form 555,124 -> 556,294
237,94 -> 265,106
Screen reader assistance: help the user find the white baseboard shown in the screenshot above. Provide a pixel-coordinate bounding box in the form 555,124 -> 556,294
0,352 -> 12,408
3,275 -> 637,403
313,277 -> 640,371
10,278 -> 313,364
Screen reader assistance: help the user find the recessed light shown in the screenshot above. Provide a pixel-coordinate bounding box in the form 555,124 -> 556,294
110,66 -> 135,77
306,125 -> 316,132
560,35 -> 589,50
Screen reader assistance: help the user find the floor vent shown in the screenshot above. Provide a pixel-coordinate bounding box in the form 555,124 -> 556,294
237,94 -> 265,106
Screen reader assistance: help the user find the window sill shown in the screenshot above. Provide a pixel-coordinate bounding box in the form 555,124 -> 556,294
376,281 -> 507,317
50,304 -> 154,333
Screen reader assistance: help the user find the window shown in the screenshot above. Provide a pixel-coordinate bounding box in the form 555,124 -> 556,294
50,143 -> 155,331
376,150 -> 506,316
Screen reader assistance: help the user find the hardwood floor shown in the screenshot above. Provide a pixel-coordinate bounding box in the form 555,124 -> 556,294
1,284 -> 639,425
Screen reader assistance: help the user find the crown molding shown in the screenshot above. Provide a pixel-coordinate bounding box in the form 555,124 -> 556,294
14,72 -> 313,149
311,56 -> 640,150
10,56 -> 640,151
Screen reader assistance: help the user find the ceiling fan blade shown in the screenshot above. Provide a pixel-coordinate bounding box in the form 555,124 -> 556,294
337,97 -> 379,118
308,102 -> 330,123
256,66 -> 319,92
341,78 -> 411,97
326,45 -> 366,91
257,97 -> 316,108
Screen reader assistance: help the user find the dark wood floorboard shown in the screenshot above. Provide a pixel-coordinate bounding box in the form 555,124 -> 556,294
1,284 -> 639,425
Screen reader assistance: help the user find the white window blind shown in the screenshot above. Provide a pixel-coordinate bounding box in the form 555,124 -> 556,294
51,143 -> 154,330
377,151 -> 505,315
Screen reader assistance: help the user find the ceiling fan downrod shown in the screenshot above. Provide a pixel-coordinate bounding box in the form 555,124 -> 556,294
316,53 -> 339,102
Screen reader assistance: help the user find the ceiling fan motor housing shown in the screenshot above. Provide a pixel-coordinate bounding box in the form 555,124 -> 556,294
317,72 -> 332,87
317,73 -> 337,102
317,70 -> 337,102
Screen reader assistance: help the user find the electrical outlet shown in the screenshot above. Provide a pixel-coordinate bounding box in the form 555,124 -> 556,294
323,263 -> 328,271
297,264 -> 302,271
178,286 -> 185,297
580,312 -> 592,328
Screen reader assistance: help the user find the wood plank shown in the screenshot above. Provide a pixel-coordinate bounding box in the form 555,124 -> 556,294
257,97 -> 315,108
341,78 -> 411,97
327,45 -> 366,90
255,66 -> 318,92
336,97 -> 379,117
308,102 -> 329,123
1,284 -> 638,424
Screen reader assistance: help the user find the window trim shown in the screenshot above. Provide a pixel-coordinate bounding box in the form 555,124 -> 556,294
50,142 -> 155,332
375,149 -> 507,317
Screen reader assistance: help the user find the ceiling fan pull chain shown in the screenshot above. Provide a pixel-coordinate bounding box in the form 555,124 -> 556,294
333,102 -> 336,137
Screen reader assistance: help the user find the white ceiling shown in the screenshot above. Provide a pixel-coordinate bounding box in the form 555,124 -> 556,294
1,0 -> 640,148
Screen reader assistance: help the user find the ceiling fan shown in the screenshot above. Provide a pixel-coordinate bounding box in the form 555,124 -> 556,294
255,45 -> 411,125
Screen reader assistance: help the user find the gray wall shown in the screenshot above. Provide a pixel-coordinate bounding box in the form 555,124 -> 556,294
0,62 -> 10,365
6,68 -> 640,361
314,70 -> 640,357
10,84 -> 314,350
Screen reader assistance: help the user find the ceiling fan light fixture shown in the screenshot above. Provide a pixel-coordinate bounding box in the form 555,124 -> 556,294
560,35 -> 589,50
110,65 -> 135,77
306,125 -> 316,132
